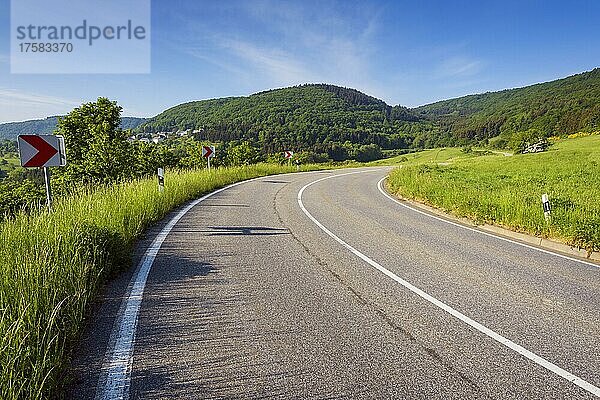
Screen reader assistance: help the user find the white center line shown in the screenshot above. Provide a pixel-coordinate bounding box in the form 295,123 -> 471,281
297,170 -> 600,398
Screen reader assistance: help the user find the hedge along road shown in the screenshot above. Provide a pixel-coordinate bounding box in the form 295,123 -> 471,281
69,167 -> 600,399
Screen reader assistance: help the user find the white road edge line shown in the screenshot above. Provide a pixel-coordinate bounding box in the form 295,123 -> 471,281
94,175 -> 273,400
298,170 -> 600,398
377,177 -> 599,269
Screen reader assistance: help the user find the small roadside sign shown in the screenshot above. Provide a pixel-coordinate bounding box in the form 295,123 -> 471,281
284,150 -> 293,159
202,145 -> 215,158
18,134 -> 66,167
17,134 -> 67,210
202,145 -> 215,170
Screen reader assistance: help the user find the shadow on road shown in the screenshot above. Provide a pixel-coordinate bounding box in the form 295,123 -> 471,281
203,226 -> 290,236
261,180 -> 290,184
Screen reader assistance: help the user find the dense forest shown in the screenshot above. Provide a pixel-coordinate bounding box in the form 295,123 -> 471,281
3,69 -> 599,154
416,68 -> 600,148
138,69 -> 600,152
138,84 -> 435,157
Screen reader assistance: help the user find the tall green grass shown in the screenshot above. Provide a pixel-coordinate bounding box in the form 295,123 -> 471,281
0,164 -> 309,399
0,157 -> 19,174
387,136 -> 600,252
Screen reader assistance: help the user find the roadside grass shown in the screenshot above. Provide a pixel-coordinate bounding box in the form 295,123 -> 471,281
386,135 -> 600,252
0,163 -> 320,399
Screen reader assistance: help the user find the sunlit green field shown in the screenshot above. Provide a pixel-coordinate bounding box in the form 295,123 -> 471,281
386,136 -> 600,252
372,147 -> 473,165
0,164 -> 319,399
0,156 -> 19,175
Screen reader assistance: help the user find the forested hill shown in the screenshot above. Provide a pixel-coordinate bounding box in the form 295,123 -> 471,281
0,117 -> 59,140
138,71 -> 600,151
138,84 -> 428,152
0,116 -> 146,141
4,70 -> 598,151
415,68 -> 600,147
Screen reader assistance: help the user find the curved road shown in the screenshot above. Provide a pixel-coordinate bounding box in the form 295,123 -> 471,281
70,167 -> 600,399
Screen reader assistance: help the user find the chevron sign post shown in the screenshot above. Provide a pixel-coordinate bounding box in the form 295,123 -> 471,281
284,150 -> 293,167
18,134 -> 67,209
18,134 -> 66,167
202,145 -> 215,170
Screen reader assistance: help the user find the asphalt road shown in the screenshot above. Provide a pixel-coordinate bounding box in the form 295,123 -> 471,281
69,167 -> 600,399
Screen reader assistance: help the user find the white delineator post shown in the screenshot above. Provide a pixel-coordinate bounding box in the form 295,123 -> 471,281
542,193 -> 551,221
157,168 -> 164,192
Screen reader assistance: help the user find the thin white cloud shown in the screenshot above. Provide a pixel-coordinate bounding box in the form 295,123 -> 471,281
171,1 -> 391,100
220,39 -> 316,84
435,57 -> 484,78
0,89 -> 80,123
0,89 -> 79,107
239,0 -> 380,83
0,54 -> 8,64
183,47 -> 255,80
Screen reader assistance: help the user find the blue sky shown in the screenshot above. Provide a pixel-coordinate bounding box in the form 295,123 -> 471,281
0,0 -> 598,123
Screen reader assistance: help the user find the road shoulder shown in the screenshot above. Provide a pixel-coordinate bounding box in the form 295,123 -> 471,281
381,179 -> 600,264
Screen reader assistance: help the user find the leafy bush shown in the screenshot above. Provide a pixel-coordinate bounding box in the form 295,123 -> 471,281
507,128 -> 545,153
355,144 -> 383,162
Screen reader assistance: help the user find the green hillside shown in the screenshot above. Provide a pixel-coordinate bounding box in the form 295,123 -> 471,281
387,134 -> 600,251
415,68 -> 600,147
0,116 -> 59,140
138,84 -> 429,155
138,71 -> 600,152
4,69 -> 599,151
0,116 -> 146,141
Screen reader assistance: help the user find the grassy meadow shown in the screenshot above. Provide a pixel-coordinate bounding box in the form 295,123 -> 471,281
0,163 -> 317,399
0,156 -> 19,177
386,135 -> 600,252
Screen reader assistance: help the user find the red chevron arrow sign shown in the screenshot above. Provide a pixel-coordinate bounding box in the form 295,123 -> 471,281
284,150 -> 293,159
202,145 -> 215,158
18,135 -> 66,168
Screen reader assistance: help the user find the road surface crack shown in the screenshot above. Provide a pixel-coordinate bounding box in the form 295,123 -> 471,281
272,183 -> 488,397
